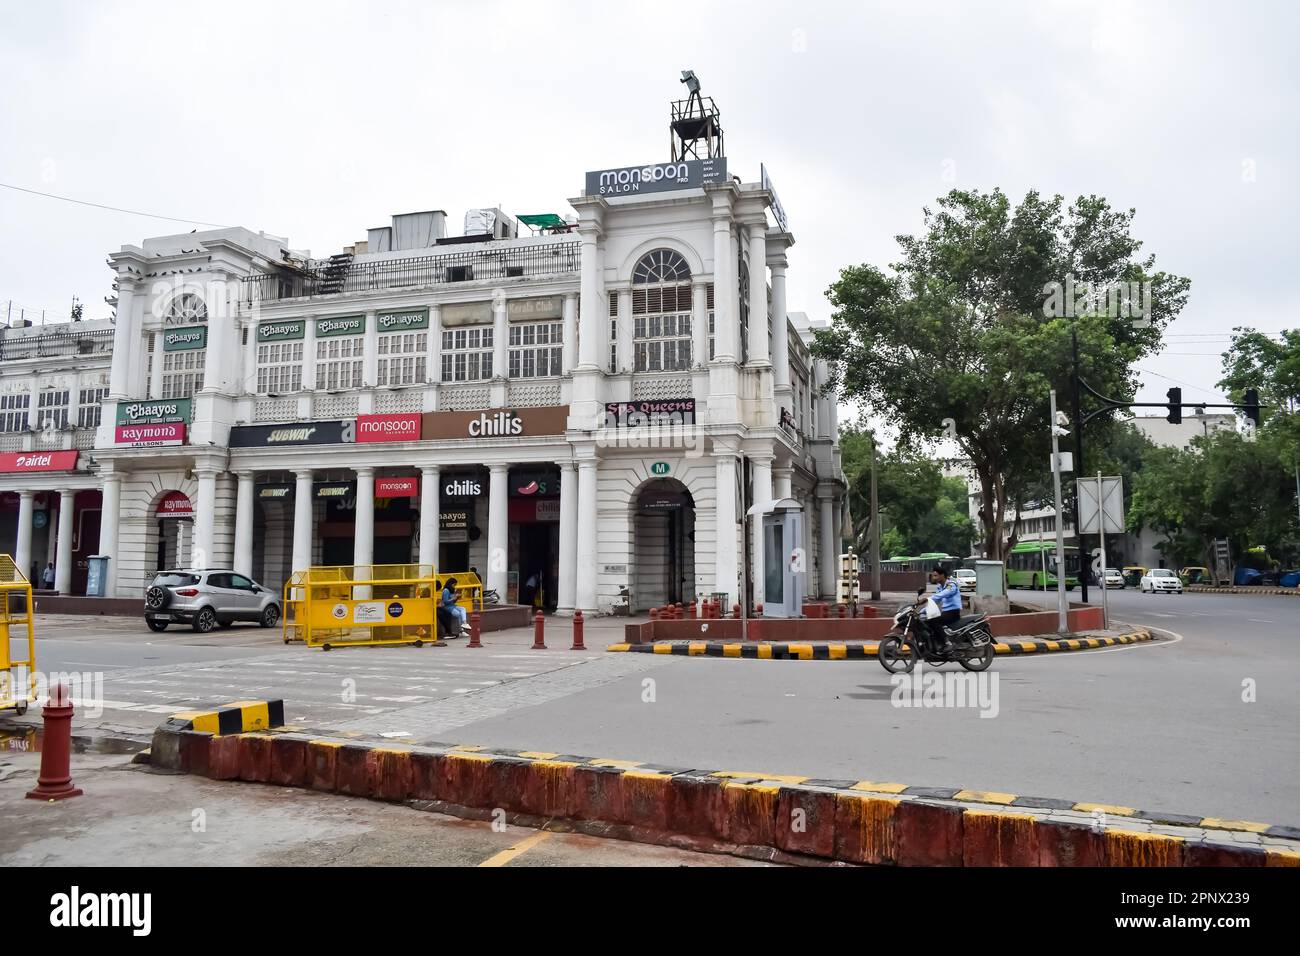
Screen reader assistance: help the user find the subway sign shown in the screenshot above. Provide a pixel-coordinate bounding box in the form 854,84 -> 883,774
377,308 -> 429,332
316,315 -> 365,337
116,398 -> 192,425
584,158 -> 727,197
162,326 -> 208,351
257,319 -> 306,342
228,420 -> 355,447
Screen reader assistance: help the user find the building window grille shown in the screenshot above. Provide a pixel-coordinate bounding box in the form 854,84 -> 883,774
377,331 -> 427,386
36,389 -> 70,429
162,349 -> 205,399
632,249 -> 692,373
608,295 -> 618,374
77,387 -> 108,428
164,293 -> 208,325
0,393 -> 30,432
440,326 -> 493,382
315,336 -> 363,390
508,321 -> 562,379
257,341 -> 304,394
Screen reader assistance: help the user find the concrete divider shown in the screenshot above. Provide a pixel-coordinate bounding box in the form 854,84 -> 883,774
148,719 -> 1300,867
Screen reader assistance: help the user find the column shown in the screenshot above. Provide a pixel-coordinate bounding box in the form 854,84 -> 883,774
750,454 -> 773,608
291,470 -> 314,573
193,468 -> 218,570
233,472 -> 255,576
770,259 -> 790,392
713,450 -> 737,607
802,493 -> 815,596
577,228 -> 604,369
418,466 -> 440,570
487,463 -> 509,599
108,278 -> 138,399
99,472 -> 122,597
691,280 -> 708,367
148,331 -> 165,399
746,223 -> 769,365
14,491 -> 34,582
556,460 -> 578,614
616,288 -> 633,374
353,467 -> 375,572
427,306 -> 442,383
362,310 -> 379,387
561,293 -> 578,374
492,295 -> 509,380
176,521 -> 191,570
773,466 -> 793,501
819,490 -> 836,598
242,319 -> 258,396
576,457 -> 599,612
711,217 -> 735,361
54,489 -> 75,593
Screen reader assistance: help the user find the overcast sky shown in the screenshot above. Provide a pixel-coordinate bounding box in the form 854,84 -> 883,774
1,0 -> 1295,412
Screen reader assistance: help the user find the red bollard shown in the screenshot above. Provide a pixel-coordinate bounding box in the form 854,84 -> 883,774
838,603 -> 846,619
26,683 -> 83,802
689,600 -> 697,619
756,602 -> 764,616
650,606 -> 659,621
571,610 -> 586,651
467,611 -> 482,648
532,610 -> 547,649
733,602 -> 742,619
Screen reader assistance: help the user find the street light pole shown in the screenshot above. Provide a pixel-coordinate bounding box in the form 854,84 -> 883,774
1071,329 -> 1088,605
870,436 -> 881,601
1050,389 -> 1069,634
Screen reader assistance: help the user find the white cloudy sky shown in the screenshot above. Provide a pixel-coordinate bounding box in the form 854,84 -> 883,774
1,0 -> 1295,409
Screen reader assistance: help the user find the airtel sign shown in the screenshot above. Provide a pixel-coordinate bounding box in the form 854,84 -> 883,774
356,413 -> 421,443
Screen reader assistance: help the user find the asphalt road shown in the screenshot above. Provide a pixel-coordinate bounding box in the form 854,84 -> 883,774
6,592 -> 1297,826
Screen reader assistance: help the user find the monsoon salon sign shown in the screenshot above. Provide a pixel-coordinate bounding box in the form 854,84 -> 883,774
116,399 -> 192,425
584,158 -> 727,197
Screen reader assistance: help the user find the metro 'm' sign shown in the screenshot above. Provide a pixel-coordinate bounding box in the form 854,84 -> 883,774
356,413 -> 421,443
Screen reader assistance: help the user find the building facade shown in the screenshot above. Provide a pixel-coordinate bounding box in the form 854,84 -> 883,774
0,154 -> 847,613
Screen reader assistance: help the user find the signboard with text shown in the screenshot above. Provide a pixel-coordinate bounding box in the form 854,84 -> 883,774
115,422 -> 186,447
257,319 -> 306,342
377,309 -> 429,333
422,406 -> 569,440
356,413 -> 421,443
375,477 -> 418,498
0,451 -> 79,474
162,326 -> 207,351
228,420 -> 354,447
604,399 -> 696,427
315,315 -> 366,338
116,398 -> 192,425
584,158 -> 727,197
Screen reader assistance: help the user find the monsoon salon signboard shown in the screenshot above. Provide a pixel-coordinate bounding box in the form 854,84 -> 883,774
584,158 -> 727,197
116,398 -> 192,425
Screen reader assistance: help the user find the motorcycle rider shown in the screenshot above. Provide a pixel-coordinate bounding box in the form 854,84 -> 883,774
927,565 -> 963,654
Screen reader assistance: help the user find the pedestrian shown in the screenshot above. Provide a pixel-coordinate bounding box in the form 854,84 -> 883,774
42,561 -> 55,590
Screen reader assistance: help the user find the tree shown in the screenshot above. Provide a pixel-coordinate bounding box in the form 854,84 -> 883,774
813,188 -> 1190,560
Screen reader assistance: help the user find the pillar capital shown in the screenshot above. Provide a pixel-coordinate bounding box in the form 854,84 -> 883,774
295,469 -> 314,481
489,462 -> 510,475
354,466 -> 375,478
421,465 -> 440,479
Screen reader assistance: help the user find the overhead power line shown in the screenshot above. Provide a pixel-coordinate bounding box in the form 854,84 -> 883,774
0,181 -> 225,228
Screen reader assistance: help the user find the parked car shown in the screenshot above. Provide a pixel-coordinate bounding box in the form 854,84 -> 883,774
1101,569 -> 1125,588
144,569 -> 282,633
953,568 -> 978,592
1140,568 -> 1183,594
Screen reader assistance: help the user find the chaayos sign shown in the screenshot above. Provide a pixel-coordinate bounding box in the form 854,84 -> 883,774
0,451 -> 79,473
356,413 -> 421,443
116,398 -> 192,425
115,422 -> 186,447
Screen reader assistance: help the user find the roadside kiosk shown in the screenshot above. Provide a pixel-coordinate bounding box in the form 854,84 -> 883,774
0,555 -> 36,715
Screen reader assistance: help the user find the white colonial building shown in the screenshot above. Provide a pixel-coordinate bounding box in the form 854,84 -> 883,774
0,101 -> 847,614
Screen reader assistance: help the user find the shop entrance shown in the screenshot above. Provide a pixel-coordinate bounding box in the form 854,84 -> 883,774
632,479 -> 695,611
517,522 -> 558,610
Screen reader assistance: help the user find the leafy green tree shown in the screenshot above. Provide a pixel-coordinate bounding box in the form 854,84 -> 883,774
814,188 -> 1190,560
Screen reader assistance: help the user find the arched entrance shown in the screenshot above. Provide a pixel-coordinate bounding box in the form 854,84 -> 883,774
152,491 -> 193,571
632,478 -> 695,611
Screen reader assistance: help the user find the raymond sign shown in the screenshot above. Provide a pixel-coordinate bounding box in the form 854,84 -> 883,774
116,398 -> 192,425
375,477 -> 418,498
116,422 -> 186,447
0,451 -> 79,473
356,413 -> 421,443
156,491 -> 193,518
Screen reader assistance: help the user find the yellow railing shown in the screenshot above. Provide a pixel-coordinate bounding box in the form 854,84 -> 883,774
0,555 -> 36,713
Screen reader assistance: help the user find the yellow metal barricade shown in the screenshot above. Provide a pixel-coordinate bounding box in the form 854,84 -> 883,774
281,570 -> 308,644
0,555 -> 37,715
299,564 -> 441,650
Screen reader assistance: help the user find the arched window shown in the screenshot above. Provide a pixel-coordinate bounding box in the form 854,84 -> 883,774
164,293 -> 208,325
631,248 -> 692,372
736,251 -> 750,364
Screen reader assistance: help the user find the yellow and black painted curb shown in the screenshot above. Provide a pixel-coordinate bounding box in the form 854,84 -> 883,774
1186,586 -> 1300,596
147,720 -> 1300,866
606,629 -> 1154,660
164,699 -> 284,736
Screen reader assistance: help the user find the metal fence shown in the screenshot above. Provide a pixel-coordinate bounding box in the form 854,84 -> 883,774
241,240 -> 581,304
0,328 -> 114,361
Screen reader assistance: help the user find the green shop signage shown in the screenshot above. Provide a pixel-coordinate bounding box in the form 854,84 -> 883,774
257,319 -> 306,342
377,308 -> 429,332
315,315 -> 366,338
116,398 -> 192,425
162,326 -> 207,351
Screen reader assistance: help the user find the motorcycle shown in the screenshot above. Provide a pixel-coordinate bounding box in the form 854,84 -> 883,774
877,588 -> 995,674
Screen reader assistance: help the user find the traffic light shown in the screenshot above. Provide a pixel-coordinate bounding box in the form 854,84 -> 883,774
1243,388 -> 1260,427
1165,387 -> 1182,424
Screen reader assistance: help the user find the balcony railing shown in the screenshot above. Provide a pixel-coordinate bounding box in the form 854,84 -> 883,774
0,328 -> 114,362
241,240 -> 580,304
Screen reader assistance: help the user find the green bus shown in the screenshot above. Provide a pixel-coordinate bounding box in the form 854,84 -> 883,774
881,553 -> 956,575
1005,541 -> 1079,590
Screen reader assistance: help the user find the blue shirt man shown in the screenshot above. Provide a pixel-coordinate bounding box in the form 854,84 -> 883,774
934,576 -> 963,612
928,567 -> 963,651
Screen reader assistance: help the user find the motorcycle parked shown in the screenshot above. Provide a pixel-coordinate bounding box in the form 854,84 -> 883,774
878,589 -> 995,673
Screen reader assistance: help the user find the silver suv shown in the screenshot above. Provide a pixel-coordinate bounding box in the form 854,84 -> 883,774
144,569 -> 281,633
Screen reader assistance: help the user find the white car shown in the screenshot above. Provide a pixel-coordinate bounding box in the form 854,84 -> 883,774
1101,569 -> 1125,589
953,568 -> 978,592
1140,568 -> 1183,594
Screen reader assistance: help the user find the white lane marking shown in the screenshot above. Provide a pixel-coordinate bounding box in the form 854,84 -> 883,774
59,661 -> 128,669
1247,619 -> 1274,623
